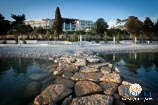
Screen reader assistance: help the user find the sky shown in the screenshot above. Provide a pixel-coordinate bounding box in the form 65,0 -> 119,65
0,0 -> 158,27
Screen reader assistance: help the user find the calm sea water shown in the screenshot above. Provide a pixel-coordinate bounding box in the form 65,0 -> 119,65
100,52 -> 158,105
0,53 -> 158,105
0,58 -> 53,105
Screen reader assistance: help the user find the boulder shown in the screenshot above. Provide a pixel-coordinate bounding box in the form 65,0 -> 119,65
62,96 -> 72,105
88,63 -> 109,69
62,63 -> 78,73
71,72 -> 103,82
34,84 -> 72,105
122,81 -> 132,86
62,71 -> 74,79
99,82 -> 118,95
100,66 -> 112,74
59,56 -> 74,64
75,58 -> 87,67
80,67 -> 98,73
108,63 -> 113,69
54,77 -> 75,88
70,94 -> 113,105
53,70 -> 63,76
100,72 -> 122,84
75,81 -> 102,97
86,56 -> 101,63
66,56 -> 76,63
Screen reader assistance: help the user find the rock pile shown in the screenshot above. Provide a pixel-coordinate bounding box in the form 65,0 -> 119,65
33,52 -> 135,105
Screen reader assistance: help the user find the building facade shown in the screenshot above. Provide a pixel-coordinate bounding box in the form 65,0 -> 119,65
25,18 -> 94,32
24,18 -> 53,29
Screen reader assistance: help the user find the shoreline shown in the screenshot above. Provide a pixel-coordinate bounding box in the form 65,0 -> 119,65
0,44 -> 158,59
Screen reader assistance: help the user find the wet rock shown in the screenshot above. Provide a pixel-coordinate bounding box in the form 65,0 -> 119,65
71,72 -> 103,82
99,82 -> 118,95
100,72 -> 122,84
70,94 -> 113,105
34,84 -> 72,105
54,77 -> 75,88
75,81 -> 102,97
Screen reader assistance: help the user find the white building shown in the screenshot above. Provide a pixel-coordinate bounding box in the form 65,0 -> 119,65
24,18 -> 53,29
25,18 -> 94,32
75,20 -> 94,32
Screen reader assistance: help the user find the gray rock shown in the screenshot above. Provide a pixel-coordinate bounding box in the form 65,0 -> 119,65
62,71 -> 74,79
62,96 -> 72,105
75,58 -> 87,67
70,94 -> 113,105
75,81 -> 102,97
100,72 -> 122,84
99,82 -> 118,95
80,67 -> 98,73
86,56 -> 101,63
34,84 -> 72,105
88,63 -> 109,69
54,76 -> 75,88
71,72 -> 103,82
121,81 -> 132,86
100,66 -> 112,74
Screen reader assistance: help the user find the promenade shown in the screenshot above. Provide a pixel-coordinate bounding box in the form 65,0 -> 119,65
0,44 -> 158,59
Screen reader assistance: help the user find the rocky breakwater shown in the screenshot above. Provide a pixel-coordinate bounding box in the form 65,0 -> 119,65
33,52 -> 137,105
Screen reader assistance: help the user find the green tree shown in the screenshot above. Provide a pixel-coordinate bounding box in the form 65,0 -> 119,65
52,7 -> 63,39
124,16 -> 143,42
0,13 -> 10,35
95,18 -> 108,35
11,14 -> 30,42
142,17 -> 154,42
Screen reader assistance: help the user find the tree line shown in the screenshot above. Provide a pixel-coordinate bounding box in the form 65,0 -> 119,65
0,7 -> 158,43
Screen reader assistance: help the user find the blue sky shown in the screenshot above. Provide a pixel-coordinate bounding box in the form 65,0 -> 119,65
0,0 -> 158,26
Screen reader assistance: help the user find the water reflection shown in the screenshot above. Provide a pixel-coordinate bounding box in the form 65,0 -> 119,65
101,53 -> 158,74
100,52 -> 158,99
0,58 -> 53,105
